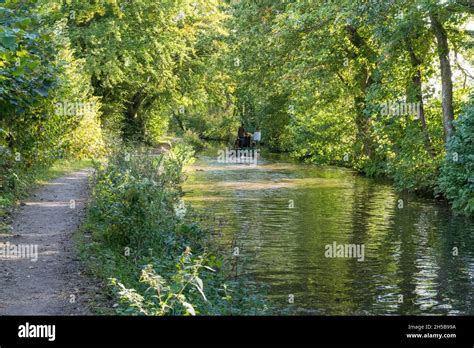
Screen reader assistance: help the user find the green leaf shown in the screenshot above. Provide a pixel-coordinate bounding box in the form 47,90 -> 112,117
0,32 -> 16,51
11,66 -> 24,77
33,87 -> 49,97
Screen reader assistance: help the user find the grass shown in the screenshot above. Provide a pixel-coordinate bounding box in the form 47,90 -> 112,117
74,224 -> 121,315
34,158 -> 93,184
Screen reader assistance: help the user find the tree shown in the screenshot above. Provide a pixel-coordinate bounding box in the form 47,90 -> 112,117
61,0 -> 229,142
430,11 -> 455,141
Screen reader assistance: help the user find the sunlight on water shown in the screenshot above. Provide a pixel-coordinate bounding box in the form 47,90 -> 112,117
183,150 -> 474,315
185,177 -> 352,191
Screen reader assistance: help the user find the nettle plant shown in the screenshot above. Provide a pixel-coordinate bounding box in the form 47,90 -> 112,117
88,143 -> 194,253
111,248 -> 213,316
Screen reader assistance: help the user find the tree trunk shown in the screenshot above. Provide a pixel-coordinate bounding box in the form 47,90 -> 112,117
430,12 -> 455,142
406,42 -> 436,158
124,92 -> 146,141
354,96 -> 374,158
346,25 -> 376,159
172,111 -> 186,132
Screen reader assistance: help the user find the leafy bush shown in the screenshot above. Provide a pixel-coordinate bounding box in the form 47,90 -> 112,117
84,144 -> 268,315
112,249 -> 212,316
0,1 -> 105,221
438,99 -> 474,216
89,144 -> 192,251
182,130 -> 207,151
384,123 -> 442,194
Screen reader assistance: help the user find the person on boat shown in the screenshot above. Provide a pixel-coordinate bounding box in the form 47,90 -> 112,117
237,122 -> 245,148
253,127 -> 261,146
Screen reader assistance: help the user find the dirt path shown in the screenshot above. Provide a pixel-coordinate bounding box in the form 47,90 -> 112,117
0,169 -> 96,315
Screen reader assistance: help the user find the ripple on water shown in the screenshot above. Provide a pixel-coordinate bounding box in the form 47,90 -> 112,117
184,156 -> 474,315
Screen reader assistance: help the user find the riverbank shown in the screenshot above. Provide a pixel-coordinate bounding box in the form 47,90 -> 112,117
78,144 -> 268,315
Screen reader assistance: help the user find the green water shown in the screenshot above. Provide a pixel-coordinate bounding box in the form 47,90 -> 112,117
183,148 -> 474,315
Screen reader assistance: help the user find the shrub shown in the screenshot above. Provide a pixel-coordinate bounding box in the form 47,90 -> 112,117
112,248 -> 211,316
182,129 -> 207,151
84,144 -> 268,315
89,144 -> 193,252
438,99 -> 474,216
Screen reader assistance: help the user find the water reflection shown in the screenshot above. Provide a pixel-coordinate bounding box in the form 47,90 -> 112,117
183,150 -> 474,315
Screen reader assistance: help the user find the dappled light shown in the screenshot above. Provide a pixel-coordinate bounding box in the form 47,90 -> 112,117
0,1 -> 472,341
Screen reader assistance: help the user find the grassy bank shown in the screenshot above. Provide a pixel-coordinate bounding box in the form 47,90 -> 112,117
78,144 -> 267,315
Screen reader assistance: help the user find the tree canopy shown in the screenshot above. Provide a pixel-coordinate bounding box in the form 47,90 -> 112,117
1,0 -> 473,214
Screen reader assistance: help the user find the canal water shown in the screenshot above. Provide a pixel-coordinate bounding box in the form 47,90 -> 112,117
183,147 -> 474,315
